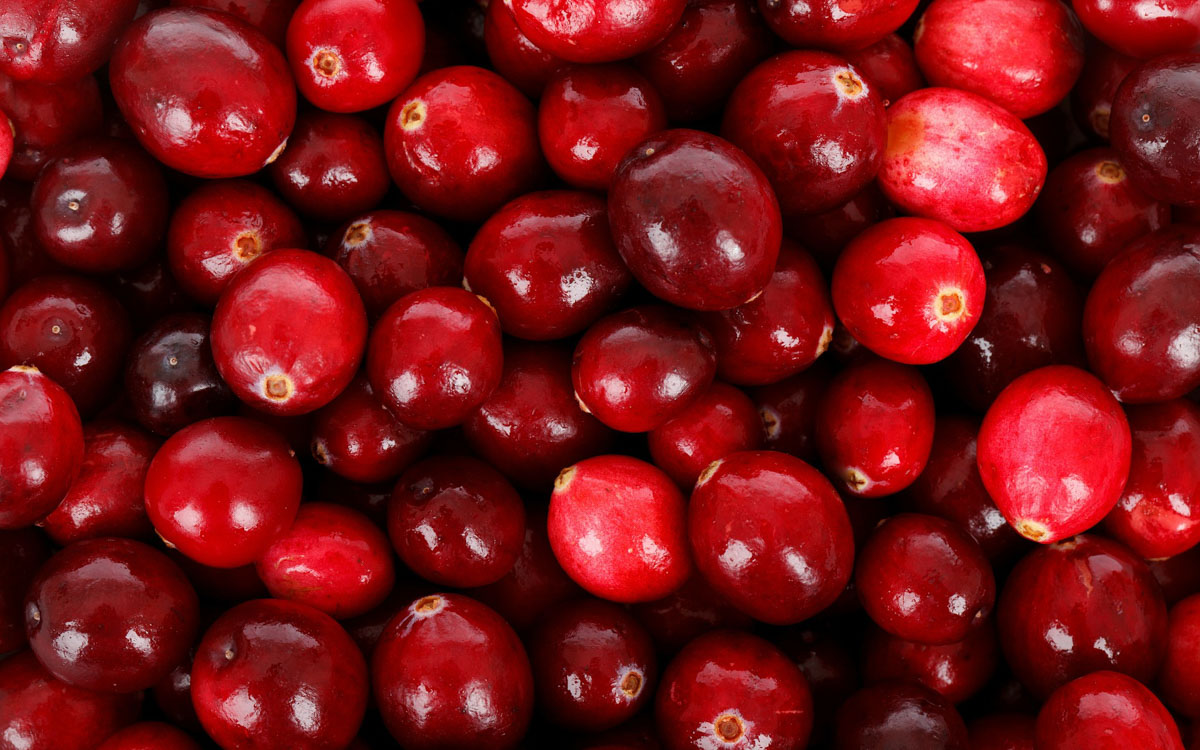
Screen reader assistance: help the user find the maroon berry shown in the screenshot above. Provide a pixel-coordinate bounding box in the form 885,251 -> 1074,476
757,0 -> 918,50
648,381 -> 762,489
0,0 -> 140,83
0,528 -> 49,653
834,681 -> 969,750
310,375 -> 429,484
1072,0 -> 1200,58
1035,671 -> 1184,750
511,0 -> 688,63
0,72 -> 103,182
863,620 -> 1000,704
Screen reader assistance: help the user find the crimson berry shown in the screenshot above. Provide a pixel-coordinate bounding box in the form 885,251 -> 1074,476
511,0 -> 688,63
481,0 -> 567,98
172,0 -> 301,46
1071,0 -> 1200,58
0,72 -> 103,182
95,722 -> 202,750
648,381 -> 762,489
0,0 -> 141,83
843,33 -> 926,105
863,621 -> 1000,704
834,681 -> 969,749
1036,671 -> 1184,750
630,574 -> 753,654
310,375 -> 428,483
1072,41 -> 1139,140
757,0 -> 918,50
751,362 -> 831,461
1160,594 -> 1200,718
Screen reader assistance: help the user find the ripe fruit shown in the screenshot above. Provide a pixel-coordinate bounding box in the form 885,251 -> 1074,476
1035,671 -> 1184,750
647,381 -> 763,489
511,0 -> 688,63
0,0 -> 141,82
835,680 -> 969,749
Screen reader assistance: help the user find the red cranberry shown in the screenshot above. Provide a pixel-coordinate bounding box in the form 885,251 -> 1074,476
648,381 -> 762,489
0,72 -> 102,181
0,528 -> 49,653
367,287 -> 502,430
372,593 -> 534,749
0,183 -> 59,288
144,416 -> 303,568
761,0 -> 918,49
1161,594 -> 1200,720
997,534 -> 1168,698
656,629 -> 813,750
978,365 -> 1131,543
724,51 -> 887,218
834,680 -> 969,749
192,598 -> 368,749
969,714 -> 1036,750
384,65 -> 544,222
815,358 -> 935,497
751,361 -> 830,461
1072,0 -> 1200,59
0,366 -> 83,529
1072,41 -> 1140,140
1036,670 -> 1184,750
863,620 -> 999,704
481,0 -> 567,98
108,258 -> 195,329
212,248 -> 367,415
880,87 -> 1047,232
151,651 -> 200,732
689,450 -> 854,624
95,722 -> 202,750
0,0 -> 140,83
549,455 -> 691,603
608,129 -> 781,311
310,375 -> 428,483
630,574 -> 753,654
1151,544 -> 1200,606
285,0 -> 423,112
172,0 -> 300,46
843,33 -> 925,105
464,190 -> 633,340
511,0 -> 687,63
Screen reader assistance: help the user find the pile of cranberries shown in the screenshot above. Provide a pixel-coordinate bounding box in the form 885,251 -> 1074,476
1,0 -> 1200,748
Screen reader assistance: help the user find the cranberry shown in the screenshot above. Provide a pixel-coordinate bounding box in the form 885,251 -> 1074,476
549,455 -> 691,603
172,0 -> 300,46
0,72 -> 103,181
310,375 -> 428,483
481,0 -> 567,98
511,0 -> 687,63
144,416 -> 303,568
648,382 -> 762,488
724,51 -> 886,218
95,722 -> 202,750
751,361 -> 830,461
1071,0 -> 1200,59
464,190 -> 633,340
689,450 -> 854,624
1151,544 -> 1200,606
168,552 -> 268,603
384,65 -> 544,222
656,629 -> 813,750
1159,594 -> 1200,719
834,680 -> 969,749
0,183 -> 61,289
0,366 -> 84,529
1036,670 -> 1184,750
0,0 -> 140,83
151,651 -> 200,732
0,528 -> 49,653
969,714 -> 1036,750
1071,41 -> 1140,140
977,366 -> 1131,543
843,33 -> 925,105
192,598 -> 368,749
815,358 -> 935,497
372,594 -> 534,749
212,248 -> 367,415
608,129 -> 780,311
772,625 -> 858,745
108,258 -> 195,329
863,620 -> 999,704
630,574 -> 753,653
880,87 -> 1047,232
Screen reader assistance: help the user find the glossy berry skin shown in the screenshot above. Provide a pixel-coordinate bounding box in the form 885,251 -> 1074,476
192,598 -> 368,750
1036,671 -> 1184,750
388,456 -> 525,588
752,363 -> 830,461
834,681 -> 969,749
648,382 -> 762,489
0,0 -> 140,82
757,0 -> 917,51
109,8 -> 297,178
538,64 -> 667,190
285,0 -> 423,113
0,528 -> 49,653
856,513 -> 995,644
0,72 -> 103,182
144,416 -> 302,568
310,375 -> 429,484
31,138 -> 168,273
173,0 -> 301,46
843,33 -> 926,105
978,366 -> 1131,544
0,366 -> 83,529
1072,42 -> 1140,140
657,630 -> 812,750
0,275 -> 132,416
212,249 -> 367,416
1071,0 -> 1200,59
511,0 -> 687,63
572,306 -> 716,433
1161,595 -> 1200,717
609,129 -> 780,311
1084,226 -> 1200,403
464,191 -> 633,341
1104,401 -> 1200,560
631,574 -> 753,654
863,621 -> 999,704
833,217 -> 984,366
384,65 -> 543,223
482,0 -> 567,99
815,358 -> 935,498
372,594 -> 534,750
255,502 -> 395,619
367,287 -> 502,431
880,87 -> 1047,232
549,455 -> 691,603
95,722 -> 202,750
0,106 -> 12,178
689,450 -> 854,624
997,534 -> 1168,698
0,650 -> 141,750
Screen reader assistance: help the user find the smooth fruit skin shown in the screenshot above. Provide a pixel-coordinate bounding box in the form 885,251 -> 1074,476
0,366 -> 84,529
286,0 -> 423,113
648,382 -> 762,489
0,528 -> 49,653
689,450 -> 855,624
834,680 -> 968,749
0,0 -> 141,82
549,455 -> 692,603
723,51 -> 887,218
757,0 -> 918,50
880,87 -> 1047,232
191,599 -> 368,750
0,72 -> 103,182
1083,226 -> 1200,403
631,574 -> 754,654
109,7 -> 297,178
173,0 -> 301,46
656,630 -> 813,750
1035,671 -> 1184,750
212,249 -> 367,416
95,722 -> 202,750
482,0 -> 567,99
863,621 -> 999,704
511,0 -> 688,63
384,65 -> 544,223
24,538 -> 199,694
143,416 -> 303,568
977,365 -> 1132,544
608,129 -> 781,311
1161,595 -> 1200,717
843,33 -> 926,105
751,362 -> 830,461
310,375 -> 429,483
997,534 -> 1168,698
372,594 -> 534,750
1071,0 -> 1200,58
1072,41 -> 1140,140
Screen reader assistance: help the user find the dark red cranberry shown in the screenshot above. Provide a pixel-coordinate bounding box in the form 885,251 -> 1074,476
1151,544 -> 1200,606
144,416 -> 303,568
464,191 -> 632,340
0,528 -> 49,653
151,651 -> 200,732
212,248 -> 367,415
549,455 -> 692,603
110,7 -> 296,178
969,714 -> 1036,750
310,374 -> 428,483
1161,594 -> 1200,718
751,361 -> 830,461
1036,671 -> 1184,749
609,129 -> 780,311
0,0 -> 140,82
0,182 -> 61,288
511,0 -> 687,62
192,598 -> 368,750
630,574 -> 753,654
172,0 -> 300,46
656,629 -> 812,750
1072,0 -> 1200,58
689,450 -> 855,624
95,722 -> 202,750
372,594 -> 534,749
0,72 -> 102,181
773,625 -> 859,745
384,65 -> 544,222
863,620 -> 999,704
108,258 -> 195,329
1071,41 -> 1140,140
978,366 -> 1131,543
843,33 -> 925,105
648,381 -> 762,489
758,0 -> 917,50
0,366 -> 84,529
834,680 -> 969,749
481,0 -> 567,98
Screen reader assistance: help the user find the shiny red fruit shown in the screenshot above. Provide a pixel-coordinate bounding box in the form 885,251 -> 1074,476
172,0 -> 301,46
757,0 -> 918,50
835,681 -> 968,749
751,362 -> 830,461
1071,41 -> 1139,140
648,381 -> 762,489
863,621 -> 999,704
1036,671 -> 1183,750
630,574 -> 753,654
843,33 -> 925,104
1071,0 -> 1200,58
0,72 -> 103,182
0,528 -> 49,653
1161,594 -> 1200,718
481,0 -> 567,98
95,722 -> 202,750
0,0 -> 140,83
310,375 -> 428,484
511,0 -> 688,63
